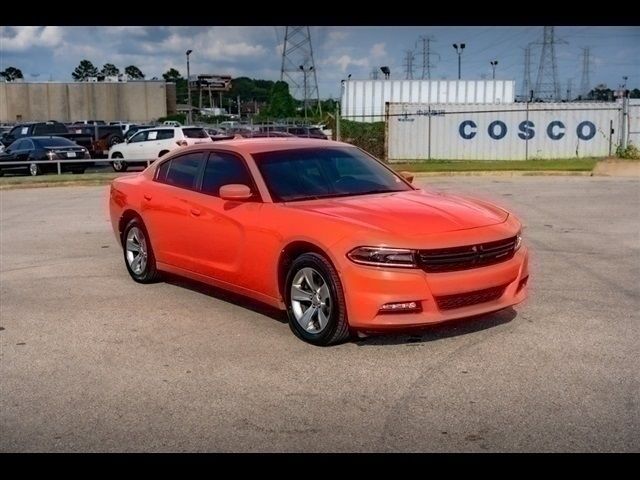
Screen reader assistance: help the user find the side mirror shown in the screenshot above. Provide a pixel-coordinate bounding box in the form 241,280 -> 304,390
219,184 -> 253,201
399,171 -> 414,184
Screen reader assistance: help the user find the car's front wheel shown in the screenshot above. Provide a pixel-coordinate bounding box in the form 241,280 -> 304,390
122,217 -> 160,283
285,253 -> 350,346
111,153 -> 128,172
29,163 -> 41,176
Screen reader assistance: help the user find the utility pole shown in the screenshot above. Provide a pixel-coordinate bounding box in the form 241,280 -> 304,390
521,45 -> 532,100
579,47 -> 592,99
186,49 -> 193,124
417,35 -> 439,80
490,60 -> 498,80
566,78 -> 573,101
533,26 -> 566,102
403,50 -> 415,80
452,43 -> 466,80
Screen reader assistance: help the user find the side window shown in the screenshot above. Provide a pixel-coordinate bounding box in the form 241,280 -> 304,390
201,152 -> 255,198
129,131 -> 148,143
163,152 -> 203,190
12,139 -> 26,150
156,159 -> 171,183
10,126 -> 25,138
156,129 -> 175,140
23,139 -> 34,150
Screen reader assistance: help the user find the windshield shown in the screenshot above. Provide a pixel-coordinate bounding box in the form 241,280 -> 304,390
253,147 -> 412,202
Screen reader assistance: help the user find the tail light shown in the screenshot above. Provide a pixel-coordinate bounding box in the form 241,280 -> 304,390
176,140 -> 188,147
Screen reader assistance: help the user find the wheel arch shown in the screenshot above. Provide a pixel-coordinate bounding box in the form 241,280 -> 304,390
118,209 -> 142,247
277,240 -> 339,301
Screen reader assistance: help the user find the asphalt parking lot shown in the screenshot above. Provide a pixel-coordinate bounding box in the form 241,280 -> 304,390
1,176 -> 638,452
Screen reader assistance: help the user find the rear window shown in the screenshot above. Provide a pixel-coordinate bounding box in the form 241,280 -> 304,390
34,123 -> 68,135
182,128 -> 208,139
34,137 -> 76,147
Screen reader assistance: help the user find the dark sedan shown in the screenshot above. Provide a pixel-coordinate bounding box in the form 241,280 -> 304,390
0,136 -> 92,176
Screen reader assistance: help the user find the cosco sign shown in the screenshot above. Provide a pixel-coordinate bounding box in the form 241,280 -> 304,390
458,120 -> 598,141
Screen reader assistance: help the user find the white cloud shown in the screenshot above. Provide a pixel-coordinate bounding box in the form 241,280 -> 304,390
0,26 -> 64,51
370,42 -> 387,58
329,55 -> 369,73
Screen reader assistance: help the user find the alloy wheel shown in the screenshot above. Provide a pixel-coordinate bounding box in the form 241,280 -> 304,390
125,226 -> 148,275
290,267 -> 332,333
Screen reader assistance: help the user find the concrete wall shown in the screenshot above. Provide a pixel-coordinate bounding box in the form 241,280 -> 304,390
0,81 -> 169,123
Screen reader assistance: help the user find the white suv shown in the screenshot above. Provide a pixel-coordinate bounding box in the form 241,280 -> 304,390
109,126 -> 212,172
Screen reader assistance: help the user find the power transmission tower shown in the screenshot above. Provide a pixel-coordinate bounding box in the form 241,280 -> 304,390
566,78 -> 573,101
533,26 -> 567,102
416,35 -> 439,80
370,68 -> 379,80
280,26 -> 321,116
521,45 -> 532,100
403,49 -> 416,80
579,47 -> 592,99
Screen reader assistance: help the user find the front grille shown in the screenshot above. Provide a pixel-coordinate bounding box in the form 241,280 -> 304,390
418,236 -> 517,273
435,283 -> 508,311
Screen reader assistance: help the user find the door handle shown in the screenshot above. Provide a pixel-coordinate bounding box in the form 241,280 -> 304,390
144,194 -> 152,201
190,208 -> 201,217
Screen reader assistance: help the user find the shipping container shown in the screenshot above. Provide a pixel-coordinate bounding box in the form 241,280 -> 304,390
386,102 -> 622,161
341,80 -> 515,123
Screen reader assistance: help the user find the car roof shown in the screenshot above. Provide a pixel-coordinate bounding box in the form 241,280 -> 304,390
171,138 -> 351,156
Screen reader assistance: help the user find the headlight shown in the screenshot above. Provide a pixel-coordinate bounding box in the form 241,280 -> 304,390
347,246 -> 417,268
515,230 -> 523,251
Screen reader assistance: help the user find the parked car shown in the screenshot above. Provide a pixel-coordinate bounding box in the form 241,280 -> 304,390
66,123 -> 125,157
109,138 -> 529,346
205,128 -> 236,141
0,136 -> 91,176
108,126 -> 212,172
238,131 -> 295,138
0,121 -> 94,153
162,120 -> 182,127
109,122 -> 138,135
285,126 -> 328,139
72,120 -> 106,125
124,125 -> 153,142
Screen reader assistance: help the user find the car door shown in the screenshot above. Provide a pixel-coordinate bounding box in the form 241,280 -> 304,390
151,129 -> 176,157
187,151 -> 263,287
122,130 -> 149,160
140,151 -> 206,271
0,139 -> 23,172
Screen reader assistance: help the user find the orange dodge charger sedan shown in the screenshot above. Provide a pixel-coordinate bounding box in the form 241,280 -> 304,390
109,138 -> 529,345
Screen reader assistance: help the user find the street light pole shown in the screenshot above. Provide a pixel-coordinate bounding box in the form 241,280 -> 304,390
186,49 -> 193,124
490,60 -> 498,80
452,43 -> 466,80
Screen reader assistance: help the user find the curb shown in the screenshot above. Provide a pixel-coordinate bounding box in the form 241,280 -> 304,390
408,170 -> 593,177
0,180 -> 112,190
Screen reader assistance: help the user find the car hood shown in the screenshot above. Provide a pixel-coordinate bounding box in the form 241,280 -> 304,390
284,189 -> 508,235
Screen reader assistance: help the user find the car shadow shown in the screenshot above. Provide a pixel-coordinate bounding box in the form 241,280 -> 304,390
162,273 -> 287,324
352,307 -> 518,346
161,273 -> 517,345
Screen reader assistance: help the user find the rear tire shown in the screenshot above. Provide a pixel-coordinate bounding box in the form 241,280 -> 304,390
111,153 -> 128,172
122,217 -> 161,284
285,252 -> 351,346
107,134 -> 123,147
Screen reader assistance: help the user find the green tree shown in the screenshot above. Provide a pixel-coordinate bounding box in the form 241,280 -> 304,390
630,88 -> 640,99
588,84 -> 614,101
101,63 -> 120,77
162,68 -> 188,103
264,81 -> 296,118
72,60 -> 99,81
0,66 -> 24,81
125,65 -> 145,79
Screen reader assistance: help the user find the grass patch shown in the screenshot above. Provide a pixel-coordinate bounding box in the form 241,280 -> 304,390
390,158 -> 599,172
0,172 -> 126,189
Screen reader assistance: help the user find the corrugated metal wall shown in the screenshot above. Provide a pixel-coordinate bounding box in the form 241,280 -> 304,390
387,102 -> 621,161
341,80 -> 515,122
628,99 -> 640,147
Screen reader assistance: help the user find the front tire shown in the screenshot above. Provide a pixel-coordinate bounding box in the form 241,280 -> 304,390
122,217 -> 161,283
29,163 -> 41,176
285,253 -> 350,346
111,153 -> 128,172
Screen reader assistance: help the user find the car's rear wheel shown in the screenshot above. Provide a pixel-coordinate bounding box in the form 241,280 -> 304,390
122,217 -> 160,283
111,153 -> 128,172
285,253 -> 350,346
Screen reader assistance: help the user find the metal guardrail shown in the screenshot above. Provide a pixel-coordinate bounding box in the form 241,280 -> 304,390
0,158 -> 153,175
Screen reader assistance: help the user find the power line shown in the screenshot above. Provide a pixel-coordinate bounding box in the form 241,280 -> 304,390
579,47 -> 592,98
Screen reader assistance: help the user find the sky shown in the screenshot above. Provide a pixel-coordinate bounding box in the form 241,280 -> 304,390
0,26 -> 638,100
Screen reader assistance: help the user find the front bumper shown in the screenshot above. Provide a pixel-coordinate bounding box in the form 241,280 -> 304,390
340,246 -> 529,329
